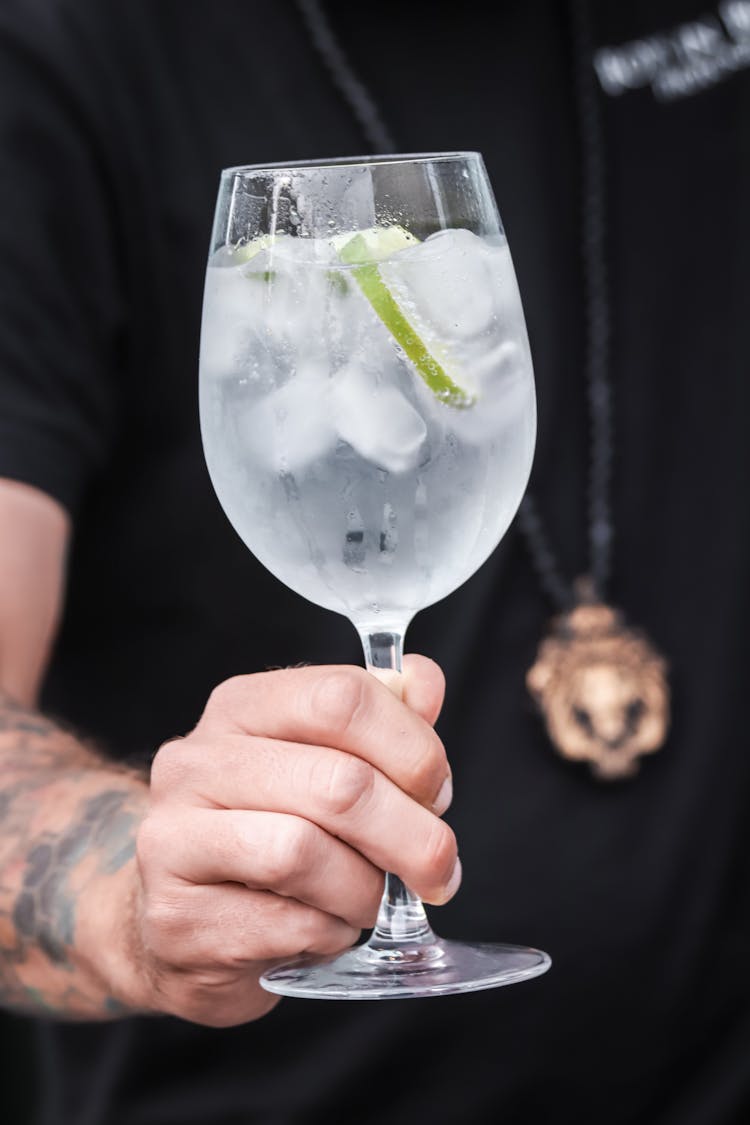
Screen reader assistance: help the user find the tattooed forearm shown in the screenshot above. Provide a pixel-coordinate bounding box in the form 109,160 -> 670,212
10,790 -> 138,962
0,693 -> 148,1018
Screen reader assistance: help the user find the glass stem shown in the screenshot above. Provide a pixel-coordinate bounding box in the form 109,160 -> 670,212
358,629 -> 436,951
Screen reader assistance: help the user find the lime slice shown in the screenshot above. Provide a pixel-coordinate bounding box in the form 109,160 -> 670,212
331,224 -> 419,260
232,233 -> 278,264
337,227 -> 474,408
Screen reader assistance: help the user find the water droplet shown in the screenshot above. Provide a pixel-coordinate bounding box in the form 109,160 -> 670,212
379,503 -> 398,564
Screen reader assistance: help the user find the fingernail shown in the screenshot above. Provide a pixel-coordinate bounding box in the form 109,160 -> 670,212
444,857 -> 462,900
433,775 -> 453,816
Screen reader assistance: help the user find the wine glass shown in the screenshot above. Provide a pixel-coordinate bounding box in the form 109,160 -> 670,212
199,152 -> 550,999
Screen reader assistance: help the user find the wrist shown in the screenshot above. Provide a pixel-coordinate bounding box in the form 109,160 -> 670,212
71,783 -> 162,1018
76,853 -> 158,1017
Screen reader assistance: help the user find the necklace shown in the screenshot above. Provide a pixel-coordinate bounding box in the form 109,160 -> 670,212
296,0 -> 670,780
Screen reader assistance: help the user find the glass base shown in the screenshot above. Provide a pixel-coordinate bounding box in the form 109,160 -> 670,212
260,937 -> 551,1000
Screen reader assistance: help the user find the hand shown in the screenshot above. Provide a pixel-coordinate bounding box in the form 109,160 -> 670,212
130,656 -> 458,1026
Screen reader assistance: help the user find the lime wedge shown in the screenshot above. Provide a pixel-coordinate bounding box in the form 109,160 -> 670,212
232,233 -> 278,264
337,227 -> 474,408
331,224 -> 419,261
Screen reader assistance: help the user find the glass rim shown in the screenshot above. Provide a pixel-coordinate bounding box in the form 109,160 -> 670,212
221,151 -> 483,178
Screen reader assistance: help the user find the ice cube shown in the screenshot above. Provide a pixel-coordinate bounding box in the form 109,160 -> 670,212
245,242 -> 348,367
240,362 -> 335,473
374,230 -> 535,444
200,262 -> 265,381
241,248 -> 300,345
473,339 -> 524,386
332,363 -> 427,474
202,241 -> 349,391
382,228 -> 498,341
381,231 -> 528,389
448,358 -> 535,445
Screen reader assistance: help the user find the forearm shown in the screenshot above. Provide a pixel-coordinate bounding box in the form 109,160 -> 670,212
0,693 -> 149,1019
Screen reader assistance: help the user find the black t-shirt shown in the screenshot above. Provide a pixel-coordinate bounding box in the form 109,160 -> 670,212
1,1 -> 749,1122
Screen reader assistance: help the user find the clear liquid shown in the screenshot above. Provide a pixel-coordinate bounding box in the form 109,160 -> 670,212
199,228 -> 535,629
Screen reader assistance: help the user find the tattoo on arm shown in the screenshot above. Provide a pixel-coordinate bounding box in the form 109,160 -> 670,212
0,693 -> 147,1018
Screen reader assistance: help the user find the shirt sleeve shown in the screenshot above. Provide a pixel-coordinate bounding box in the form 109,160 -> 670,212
0,6 -> 123,516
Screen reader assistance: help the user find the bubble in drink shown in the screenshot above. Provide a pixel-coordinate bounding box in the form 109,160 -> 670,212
200,227 -> 535,628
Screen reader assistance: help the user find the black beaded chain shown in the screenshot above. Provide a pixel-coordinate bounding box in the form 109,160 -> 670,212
295,0 -> 613,616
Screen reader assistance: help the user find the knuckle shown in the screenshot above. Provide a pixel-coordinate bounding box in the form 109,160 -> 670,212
290,906 -> 344,954
294,909 -> 326,951
140,893 -> 189,946
310,753 -> 375,818
247,895 -> 298,957
310,667 -> 367,737
255,899 -> 319,957
151,739 -> 221,801
149,740 -> 186,794
135,813 -> 168,872
206,675 -> 245,714
264,820 -> 318,887
150,739 -> 209,797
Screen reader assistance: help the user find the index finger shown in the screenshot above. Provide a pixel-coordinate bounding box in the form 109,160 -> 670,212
195,663 -> 451,813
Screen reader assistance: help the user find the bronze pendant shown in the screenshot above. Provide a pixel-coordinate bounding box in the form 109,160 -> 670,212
527,585 -> 670,780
